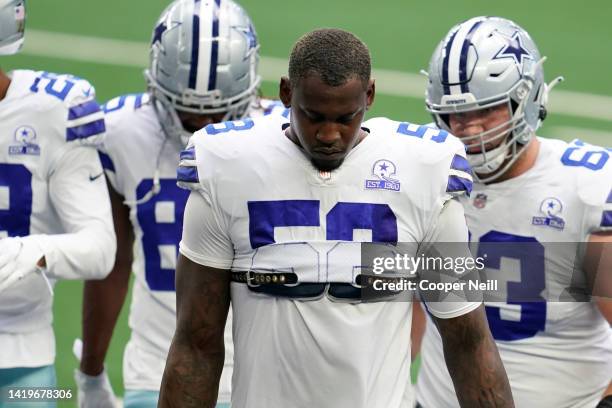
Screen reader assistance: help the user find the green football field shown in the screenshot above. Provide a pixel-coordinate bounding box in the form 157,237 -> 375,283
3,0 -> 611,405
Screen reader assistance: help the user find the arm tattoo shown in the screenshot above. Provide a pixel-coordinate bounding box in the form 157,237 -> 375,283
436,305 -> 514,408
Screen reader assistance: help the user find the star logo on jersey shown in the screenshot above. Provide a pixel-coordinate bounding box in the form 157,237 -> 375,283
532,197 -> 565,230
9,126 -> 40,156
365,159 -> 400,192
493,31 -> 532,70
234,23 -> 258,59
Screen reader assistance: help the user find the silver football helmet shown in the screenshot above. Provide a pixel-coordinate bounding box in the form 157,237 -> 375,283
425,16 -> 562,182
0,0 -> 26,55
145,0 -> 261,145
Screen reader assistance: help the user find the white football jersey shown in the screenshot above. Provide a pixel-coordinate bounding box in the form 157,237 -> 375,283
0,70 -> 112,368
177,115 -> 479,408
417,137 -> 612,408
99,94 -> 286,400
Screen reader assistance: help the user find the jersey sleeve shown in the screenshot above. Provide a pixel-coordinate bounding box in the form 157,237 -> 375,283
179,190 -> 234,269
177,130 -> 234,268
63,76 -> 105,147
419,199 -> 482,319
442,138 -> 473,201
36,146 -> 116,280
573,141 -> 612,235
177,141 -> 204,193
27,72 -> 106,178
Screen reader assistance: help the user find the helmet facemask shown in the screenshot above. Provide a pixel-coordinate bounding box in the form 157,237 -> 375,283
431,75 -> 540,182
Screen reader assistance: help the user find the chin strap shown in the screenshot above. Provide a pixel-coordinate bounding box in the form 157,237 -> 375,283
122,137 -> 166,206
124,169 -> 161,206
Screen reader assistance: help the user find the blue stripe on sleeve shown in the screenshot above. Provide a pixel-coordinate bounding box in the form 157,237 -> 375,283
134,94 -> 143,109
450,154 -> 471,173
98,151 -> 115,172
68,100 -> 101,120
601,211 -> 612,227
177,166 -> 199,183
66,119 -> 106,141
180,147 -> 196,161
446,175 -> 473,196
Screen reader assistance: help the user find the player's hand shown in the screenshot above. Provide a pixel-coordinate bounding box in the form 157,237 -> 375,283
74,368 -> 118,408
0,236 -> 45,293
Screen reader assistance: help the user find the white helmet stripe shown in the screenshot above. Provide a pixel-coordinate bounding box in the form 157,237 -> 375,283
195,0 -> 219,93
446,17 -> 483,95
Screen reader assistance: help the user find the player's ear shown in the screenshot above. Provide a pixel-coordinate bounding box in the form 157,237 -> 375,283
366,78 -> 375,110
279,76 -> 292,108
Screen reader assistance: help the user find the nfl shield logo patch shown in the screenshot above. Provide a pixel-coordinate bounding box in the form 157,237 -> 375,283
473,193 -> 487,209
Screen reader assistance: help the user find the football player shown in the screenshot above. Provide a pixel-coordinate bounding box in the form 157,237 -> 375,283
0,0 -> 115,403
415,16 -> 612,408
74,1 -> 281,407
160,28 -> 514,408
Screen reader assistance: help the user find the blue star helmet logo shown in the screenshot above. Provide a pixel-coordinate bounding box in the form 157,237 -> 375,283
152,21 -> 167,46
235,23 -> 258,58
493,31 -> 532,68
14,126 -> 37,144
539,197 -> 563,217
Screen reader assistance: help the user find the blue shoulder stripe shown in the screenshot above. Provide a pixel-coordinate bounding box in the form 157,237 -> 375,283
450,154 -> 471,173
66,119 -> 106,141
180,146 -> 196,161
98,151 -> 115,172
134,94 -> 144,109
447,175 -> 472,196
607,190 -> 612,203
177,166 -> 199,183
601,211 -> 612,227
68,100 -> 101,120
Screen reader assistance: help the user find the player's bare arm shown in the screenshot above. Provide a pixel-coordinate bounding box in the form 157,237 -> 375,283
158,254 -> 230,408
435,305 -> 514,408
80,180 -> 134,376
584,232 -> 612,322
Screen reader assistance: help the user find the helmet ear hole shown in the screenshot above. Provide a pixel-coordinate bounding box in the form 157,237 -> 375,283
439,114 -> 451,129
539,106 -> 547,121
509,100 -> 519,115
